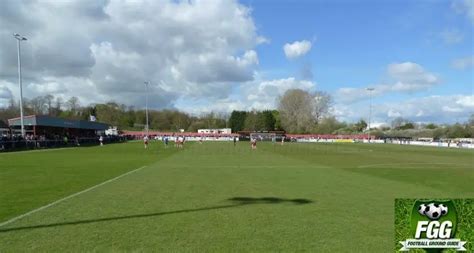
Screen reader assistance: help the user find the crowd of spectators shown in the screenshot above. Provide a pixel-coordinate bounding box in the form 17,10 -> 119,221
121,131 -> 239,142
0,133 -> 126,152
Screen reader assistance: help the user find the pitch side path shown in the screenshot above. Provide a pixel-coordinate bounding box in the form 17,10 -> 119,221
0,142 -> 473,252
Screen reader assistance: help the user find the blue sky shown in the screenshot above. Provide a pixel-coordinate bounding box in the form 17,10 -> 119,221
0,0 -> 472,124
235,0 -> 473,124
248,0 -> 472,91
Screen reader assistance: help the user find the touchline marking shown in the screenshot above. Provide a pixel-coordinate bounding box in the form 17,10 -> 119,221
0,165 -> 147,228
357,163 -> 471,168
0,147 -> 78,155
167,165 -> 332,169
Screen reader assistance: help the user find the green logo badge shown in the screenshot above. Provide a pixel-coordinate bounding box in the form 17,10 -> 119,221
399,200 -> 467,251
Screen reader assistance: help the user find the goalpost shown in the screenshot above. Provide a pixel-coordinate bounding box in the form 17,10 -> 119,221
250,132 -> 279,142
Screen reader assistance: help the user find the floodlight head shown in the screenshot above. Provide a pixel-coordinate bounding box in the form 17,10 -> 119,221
366,87 -> 374,91
13,33 -> 27,41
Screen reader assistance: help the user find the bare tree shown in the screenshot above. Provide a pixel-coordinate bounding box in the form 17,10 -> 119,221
44,94 -> 54,115
67,96 -> 80,115
468,114 -> 474,127
391,117 -> 410,129
311,91 -> 332,124
8,97 -> 17,111
29,96 -> 47,114
52,97 -> 63,116
278,89 -> 314,133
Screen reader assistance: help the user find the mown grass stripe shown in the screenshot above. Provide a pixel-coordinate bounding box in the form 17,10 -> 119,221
0,165 -> 147,228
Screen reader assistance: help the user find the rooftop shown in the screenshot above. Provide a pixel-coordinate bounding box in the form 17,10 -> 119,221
8,115 -> 109,130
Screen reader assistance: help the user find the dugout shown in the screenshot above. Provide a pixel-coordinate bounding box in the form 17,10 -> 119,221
0,120 -> 9,136
8,115 -> 109,138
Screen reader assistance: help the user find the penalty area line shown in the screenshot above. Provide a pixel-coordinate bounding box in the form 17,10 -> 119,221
0,165 -> 147,228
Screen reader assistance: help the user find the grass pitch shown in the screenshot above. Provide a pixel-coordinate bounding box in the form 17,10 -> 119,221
0,141 -> 473,252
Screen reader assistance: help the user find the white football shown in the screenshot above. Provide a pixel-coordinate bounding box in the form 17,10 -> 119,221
439,203 -> 448,216
425,203 -> 443,220
418,204 -> 427,216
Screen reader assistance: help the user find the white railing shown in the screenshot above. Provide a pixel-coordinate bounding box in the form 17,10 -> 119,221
293,138 -> 474,149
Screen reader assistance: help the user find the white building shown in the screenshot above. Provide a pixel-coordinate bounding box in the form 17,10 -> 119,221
105,126 -> 119,136
197,128 -> 232,134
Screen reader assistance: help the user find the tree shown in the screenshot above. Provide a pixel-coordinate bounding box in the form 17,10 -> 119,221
261,110 -> 276,131
399,122 -> 415,130
354,119 -> 368,132
446,124 -> 468,138
465,125 -> 474,138
123,106 -> 136,128
425,123 -> 437,129
313,116 -> 345,134
88,106 -> 97,119
51,97 -> 63,117
44,94 -> 54,115
391,117 -> 410,130
311,91 -> 332,124
0,98 -> 19,122
228,110 -> 247,132
8,97 -> 17,110
200,112 -> 225,130
171,110 -> 192,130
217,112 -> 230,128
66,96 -> 80,117
468,114 -> 474,127
278,89 -> 314,133
136,110 -> 150,129
432,128 -> 446,139
94,102 -> 122,126
187,120 -> 207,132
271,110 -> 282,130
244,111 -> 258,131
29,96 -> 47,114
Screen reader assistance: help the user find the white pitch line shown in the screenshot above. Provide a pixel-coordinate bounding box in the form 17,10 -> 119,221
0,147 -> 78,155
166,165 -> 332,169
0,165 -> 147,228
357,163 -> 472,168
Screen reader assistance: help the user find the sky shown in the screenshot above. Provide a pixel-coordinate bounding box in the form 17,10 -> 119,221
0,0 -> 472,125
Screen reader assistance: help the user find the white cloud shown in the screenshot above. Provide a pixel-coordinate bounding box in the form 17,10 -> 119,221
0,86 -> 12,99
451,56 -> 474,70
380,95 -> 473,122
283,40 -> 312,59
387,62 -> 438,85
387,109 -> 402,118
456,95 -> 474,107
246,77 -> 315,108
175,76 -> 316,113
256,36 -> 270,44
442,106 -> 464,113
175,97 -> 246,115
334,94 -> 473,124
336,62 -> 439,103
0,85 -> 13,108
452,0 -> 474,23
0,0 -> 263,109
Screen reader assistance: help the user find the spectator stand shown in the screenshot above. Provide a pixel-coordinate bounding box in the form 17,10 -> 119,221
1,115 -> 124,152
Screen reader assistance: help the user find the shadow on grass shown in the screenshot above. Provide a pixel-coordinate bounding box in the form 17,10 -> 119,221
0,197 -> 313,233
